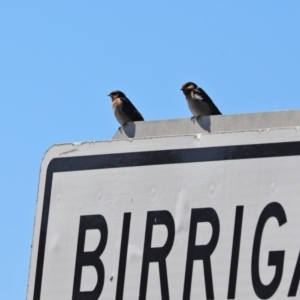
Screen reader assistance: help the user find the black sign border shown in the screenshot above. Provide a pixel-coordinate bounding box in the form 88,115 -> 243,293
33,141 -> 300,300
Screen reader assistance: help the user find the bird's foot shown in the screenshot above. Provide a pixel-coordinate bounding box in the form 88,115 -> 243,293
191,116 -> 201,123
118,122 -> 128,133
191,116 -> 197,123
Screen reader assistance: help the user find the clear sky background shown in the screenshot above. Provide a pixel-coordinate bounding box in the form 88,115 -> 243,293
0,1 -> 300,299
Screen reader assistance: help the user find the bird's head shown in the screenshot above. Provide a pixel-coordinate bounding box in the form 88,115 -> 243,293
180,82 -> 198,95
107,90 -> 126,101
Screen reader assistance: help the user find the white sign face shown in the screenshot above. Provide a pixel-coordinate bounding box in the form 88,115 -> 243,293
27,128 -> 300,300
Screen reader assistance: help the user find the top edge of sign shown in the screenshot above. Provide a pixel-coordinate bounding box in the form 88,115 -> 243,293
38,110 -> 300,169
112,109 -> 300,140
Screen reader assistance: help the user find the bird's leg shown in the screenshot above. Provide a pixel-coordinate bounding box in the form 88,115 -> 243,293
191,116 -> 201,123
118,122 -> 128,133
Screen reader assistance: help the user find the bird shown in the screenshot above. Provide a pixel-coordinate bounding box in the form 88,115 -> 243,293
108,90 -> 144,127
181,82 -> 221,121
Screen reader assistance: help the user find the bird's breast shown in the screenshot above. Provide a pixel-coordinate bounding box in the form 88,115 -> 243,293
112,98 -> 122,109
112,99 -> 131,125
186,96 -> 210,117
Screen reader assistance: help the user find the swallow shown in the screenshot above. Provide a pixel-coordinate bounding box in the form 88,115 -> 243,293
181,82 -> 221,121
108,90 -> 144,127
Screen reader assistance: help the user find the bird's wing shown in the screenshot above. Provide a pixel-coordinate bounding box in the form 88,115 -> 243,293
121,97 -> 144,121
194,88 -> 222,115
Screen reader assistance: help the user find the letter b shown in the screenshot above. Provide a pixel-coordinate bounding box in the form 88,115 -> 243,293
72,215 -> 108,300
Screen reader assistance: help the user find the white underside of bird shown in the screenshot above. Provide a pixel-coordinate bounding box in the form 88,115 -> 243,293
186,94 -> 211,117
113,99 -> 132,126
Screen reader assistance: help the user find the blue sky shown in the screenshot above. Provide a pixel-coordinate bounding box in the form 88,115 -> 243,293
0,2 -> 300,298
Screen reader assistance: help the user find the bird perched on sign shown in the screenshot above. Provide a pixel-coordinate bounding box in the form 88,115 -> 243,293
108,90 -> 144,127
181,82 -> 221,120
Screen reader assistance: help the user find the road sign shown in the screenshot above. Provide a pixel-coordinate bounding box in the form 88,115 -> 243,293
27,126 -> 300,299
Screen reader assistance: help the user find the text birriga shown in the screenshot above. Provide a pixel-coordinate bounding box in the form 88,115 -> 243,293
72,202 -> 300,300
